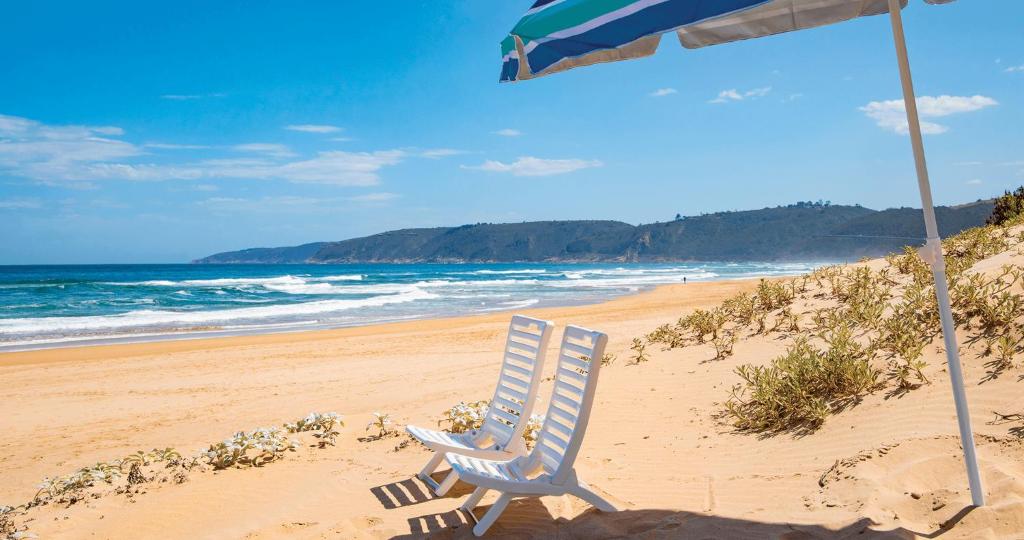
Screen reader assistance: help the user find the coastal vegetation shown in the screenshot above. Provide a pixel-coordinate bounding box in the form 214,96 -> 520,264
987,186 -> 1024,226
0,412 -> 344,539
642,214 -> 1024,433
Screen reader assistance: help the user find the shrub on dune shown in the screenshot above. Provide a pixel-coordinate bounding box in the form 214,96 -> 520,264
203,427 -> 299,470
726,332 -> 880,432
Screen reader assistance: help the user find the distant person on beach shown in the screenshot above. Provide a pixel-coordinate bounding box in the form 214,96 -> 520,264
683,277 -> 687,284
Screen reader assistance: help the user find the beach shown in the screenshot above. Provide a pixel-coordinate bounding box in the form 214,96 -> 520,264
3,268 -> 1023,539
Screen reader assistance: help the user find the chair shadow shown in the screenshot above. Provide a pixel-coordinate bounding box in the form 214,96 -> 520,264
390,504 -> 981,539
370,478 -> 437,510
371,473 -> 478,510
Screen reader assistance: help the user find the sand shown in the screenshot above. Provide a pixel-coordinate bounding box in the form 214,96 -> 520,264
2,276 -> 1023,539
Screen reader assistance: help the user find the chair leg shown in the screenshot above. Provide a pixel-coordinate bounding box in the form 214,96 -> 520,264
472,493 -> 511,536
417,452 -> 444,482
460,486 -> 488,513
570,481 -> 617,512
434,469 -> 460,496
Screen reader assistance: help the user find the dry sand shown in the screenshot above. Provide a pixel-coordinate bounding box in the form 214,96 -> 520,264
2,277 -> 1023,539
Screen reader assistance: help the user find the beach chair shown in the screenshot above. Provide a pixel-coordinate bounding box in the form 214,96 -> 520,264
406,315 -> 554,496
445,325 -> 616,536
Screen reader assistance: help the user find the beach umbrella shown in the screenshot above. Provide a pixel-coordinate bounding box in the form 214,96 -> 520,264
499,0 -> 984,506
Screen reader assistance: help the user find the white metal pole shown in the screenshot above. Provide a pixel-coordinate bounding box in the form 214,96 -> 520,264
886,0 -> 984,507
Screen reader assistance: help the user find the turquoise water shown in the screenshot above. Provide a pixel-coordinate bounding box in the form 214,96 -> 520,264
0,262 -> 818,350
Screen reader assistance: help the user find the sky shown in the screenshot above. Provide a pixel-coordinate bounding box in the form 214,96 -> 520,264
0,1 -> 1021,264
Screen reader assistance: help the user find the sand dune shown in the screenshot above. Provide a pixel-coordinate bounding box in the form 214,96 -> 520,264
2,255 -> 1023,538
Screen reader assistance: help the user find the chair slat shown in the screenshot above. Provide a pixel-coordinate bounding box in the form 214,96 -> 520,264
502,361 -> 532,378
542,433 -> 568,452
489,406 -> 519,425
557,366 -> 587,385
499,374 -> 530,392
561,341 -> 594,358
497,384 -> 527,403
507,339 -> 539,355
550,392 -> 581,413
492,396 -> 523,414
559,353 -> 590,371
544,416 -> 572,437
547,405 -> 578,426
509,328 -> 542,342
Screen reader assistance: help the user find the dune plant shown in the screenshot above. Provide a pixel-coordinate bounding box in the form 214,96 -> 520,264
439,400 -> 490,434
35,461 -> 122,502
203,427 -> 298,469
646,323 -> 685,349
679,309 -> 727,343
712,331 -> 737,360
630,338 -> 649,364
1,505 -> 18,539
523,414 -> 544,449
983,334 -> 1020,381
601,353 -> 617,366
285,412 -> 344,447
722,293 -> 757,326
726,336 -> 880,432
755,279 -> 794,311
366,412 -> 395,439
987,187 -> 1024,226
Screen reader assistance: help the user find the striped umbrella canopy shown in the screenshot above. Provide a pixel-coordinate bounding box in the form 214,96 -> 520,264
501,0 -> 952,83
499,0 -> 986,508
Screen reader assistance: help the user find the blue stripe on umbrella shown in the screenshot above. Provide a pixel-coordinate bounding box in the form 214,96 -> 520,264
507,0 -> 767,81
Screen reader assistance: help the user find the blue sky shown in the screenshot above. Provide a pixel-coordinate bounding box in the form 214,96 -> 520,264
0,1 -> 1021,264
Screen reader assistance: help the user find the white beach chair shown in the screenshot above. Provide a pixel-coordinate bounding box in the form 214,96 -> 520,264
445,325 -> 616,536
406,315 -> 554,496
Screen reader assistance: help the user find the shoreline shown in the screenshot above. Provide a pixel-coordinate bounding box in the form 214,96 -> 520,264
0,275 -> 778,357
0,281 -> 750,367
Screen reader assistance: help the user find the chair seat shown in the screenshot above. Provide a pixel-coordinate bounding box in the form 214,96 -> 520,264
447,453 -> 526,485
406,425 -> 478,452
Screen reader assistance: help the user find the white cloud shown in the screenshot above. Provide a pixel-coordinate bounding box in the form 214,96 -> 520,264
860,94 -> 998,135
271,150 -> 405,185
144,142 -> 211,150
710,89 -> 742,103
193,184 -> 219,192
232,143 -> 296,158
463,156 -> 602,177
346,192 -> 399,203
744,86 -> 772,98
0,113 -> 411,187
197,196 -> 323,213
419,148 -> 465,159
709,86 -> 771,104
0,197 -> 42,210
650,88 -> 677,97
198,192 -> 399,212
0,114 -> 141,182
1004,65 -> 1024,73
966,178 -> 983,185
284,124 -> 343,133
493,128 -> 522,137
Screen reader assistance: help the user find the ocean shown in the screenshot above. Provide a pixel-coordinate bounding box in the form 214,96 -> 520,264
0,262 -> 819,351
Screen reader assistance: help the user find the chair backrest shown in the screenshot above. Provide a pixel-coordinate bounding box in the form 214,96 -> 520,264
480,315 -> 554,450
529,325 -> 608,485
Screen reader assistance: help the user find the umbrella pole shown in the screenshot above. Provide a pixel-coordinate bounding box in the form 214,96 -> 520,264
886,0 -> 984,507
